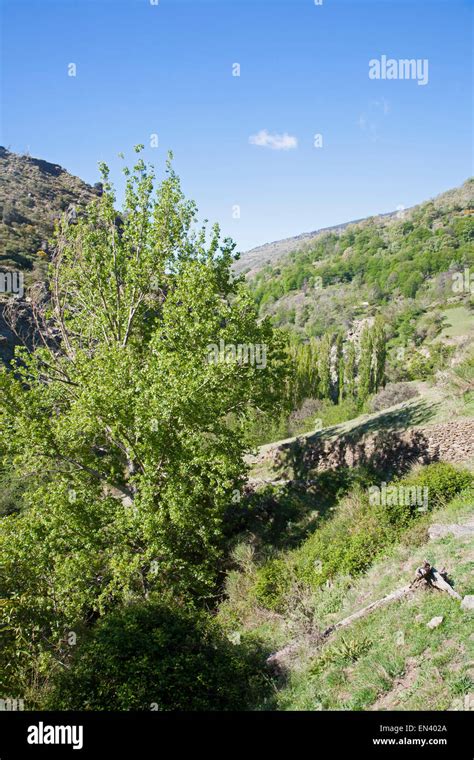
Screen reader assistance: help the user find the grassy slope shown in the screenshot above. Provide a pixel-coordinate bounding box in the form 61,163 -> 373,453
273,493 -> 474,711
438,305 -> 474,341
228,316 -> 474,711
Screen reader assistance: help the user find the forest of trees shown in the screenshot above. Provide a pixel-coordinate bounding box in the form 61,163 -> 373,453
250,184 -> 474,340
286,318 -> 386,409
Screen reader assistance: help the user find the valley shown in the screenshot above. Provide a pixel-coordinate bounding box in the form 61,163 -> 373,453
0,148 -> 473,714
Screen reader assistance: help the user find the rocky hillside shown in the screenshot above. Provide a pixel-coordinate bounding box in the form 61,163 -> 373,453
0,147 -> 100,276
0,148 -> 102,364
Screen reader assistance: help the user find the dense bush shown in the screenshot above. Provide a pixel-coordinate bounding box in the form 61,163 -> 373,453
404,344 -> 455,381
44,600 -> 270,711
293,490 -> 390,589
253,558 -> 292,611
400,462 -> 473,508
251,463 -> 473,608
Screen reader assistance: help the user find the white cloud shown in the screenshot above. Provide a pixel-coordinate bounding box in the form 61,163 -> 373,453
371,98 -> 391,115
249,129 -> 298,151
357,98 -> 391,142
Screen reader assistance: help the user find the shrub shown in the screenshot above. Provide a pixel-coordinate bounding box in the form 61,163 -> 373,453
405,344 -> 455,380
292,489 -> 391,589
289,464 -> 472,594
253,558 -> 292,611
43,600 -> 270,711
400,462 -> 473,510
310,635 -> 373,673
370,382 -> 419,412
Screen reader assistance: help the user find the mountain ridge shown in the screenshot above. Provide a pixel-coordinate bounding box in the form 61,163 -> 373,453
0,146 -> 100,275
236,178 -> 473,277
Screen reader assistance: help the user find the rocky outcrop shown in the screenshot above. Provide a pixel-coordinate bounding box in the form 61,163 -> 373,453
0,146 -> 100,270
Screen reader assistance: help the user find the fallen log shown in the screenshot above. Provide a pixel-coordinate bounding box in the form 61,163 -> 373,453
267,562 -> 460,669
321,583 -> 413,640
430,567 -> 462,600
321,561 -> 461,638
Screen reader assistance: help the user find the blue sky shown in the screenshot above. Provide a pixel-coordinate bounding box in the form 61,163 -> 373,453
0,0 -> 472,252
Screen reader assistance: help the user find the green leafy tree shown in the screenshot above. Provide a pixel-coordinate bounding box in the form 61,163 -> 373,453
345,341 -> 357,400
287,339 -> 319,408
358,324 -> 373,402
334,332 -> 344,403
318,334 -> 332,400
0,149 -> 286,696
372,316 -> 387,392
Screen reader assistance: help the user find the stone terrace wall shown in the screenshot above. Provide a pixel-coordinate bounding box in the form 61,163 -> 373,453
251,419 -> 474,482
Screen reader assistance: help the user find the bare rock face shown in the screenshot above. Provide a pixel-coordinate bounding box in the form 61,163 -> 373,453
461,596 -> 474,612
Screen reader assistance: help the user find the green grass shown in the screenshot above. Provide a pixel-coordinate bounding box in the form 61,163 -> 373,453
277,586 -> 473,711
271,489 -> 474,711
219,479 -> 474,711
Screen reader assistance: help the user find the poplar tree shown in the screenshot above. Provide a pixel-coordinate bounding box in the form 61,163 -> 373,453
318,333 -> 332,400
358,323 -> 373,402
335,332 -> 344,403
345,340 -> 357,400
372,316 -> 387,392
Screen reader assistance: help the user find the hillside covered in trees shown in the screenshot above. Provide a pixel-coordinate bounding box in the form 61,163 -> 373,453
249,179 -> 473,338
242,179 -> 474,444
